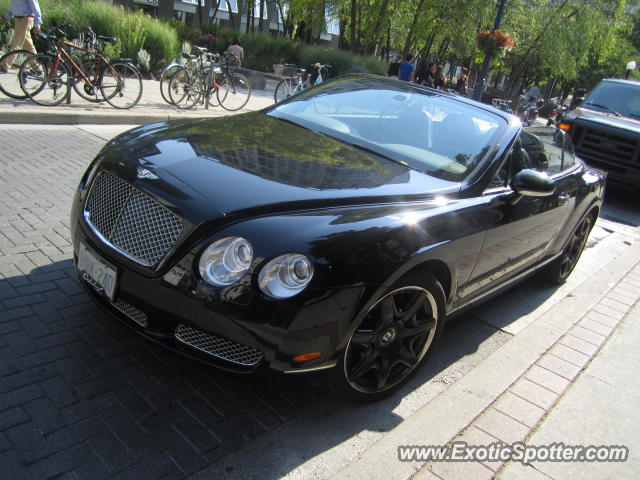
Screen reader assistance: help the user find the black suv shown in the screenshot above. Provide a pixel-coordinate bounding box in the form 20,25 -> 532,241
560,79 -> 640,188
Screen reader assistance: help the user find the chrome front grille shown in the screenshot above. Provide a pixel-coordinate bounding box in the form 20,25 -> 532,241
84,172 -> 183,267
573,124 -> 640,170
112,300 -> 148,327
174,324 -> 264,367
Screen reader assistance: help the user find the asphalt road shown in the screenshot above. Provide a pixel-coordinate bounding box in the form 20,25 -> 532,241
0,124 -> 638,480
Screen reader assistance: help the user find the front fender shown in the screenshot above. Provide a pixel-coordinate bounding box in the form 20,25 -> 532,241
201,196 -> 490,312
160,61 -> 182,77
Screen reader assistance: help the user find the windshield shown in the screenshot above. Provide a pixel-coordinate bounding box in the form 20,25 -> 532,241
266,76 -> 507,182
582,81 -> 640,119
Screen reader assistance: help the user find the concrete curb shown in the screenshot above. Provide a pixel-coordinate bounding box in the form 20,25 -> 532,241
332,237 -> 640,480
0,110 -> 190,125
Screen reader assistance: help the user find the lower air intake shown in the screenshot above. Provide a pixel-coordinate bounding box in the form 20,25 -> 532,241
174,324 -> 263,367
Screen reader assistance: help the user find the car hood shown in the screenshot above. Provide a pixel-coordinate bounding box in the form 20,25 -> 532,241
104,112 -> 460,215
103,113 -> 459,218
569,106 -> 640,132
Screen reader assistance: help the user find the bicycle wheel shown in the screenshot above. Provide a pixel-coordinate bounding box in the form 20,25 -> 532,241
19,53 -> 71,106
217,72 -> 251,111
0,49 -> 36,99
99,61 -> 143,109
274,78 -> 293,103
168,68 -> 201,109
159,64 -> 181,105
73,57 -> 101,103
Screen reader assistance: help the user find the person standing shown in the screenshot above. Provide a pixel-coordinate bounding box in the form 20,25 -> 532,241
424,63 -> 437,88
387,55 -> 402,79
434,64 -> 446,90
399,54 -> 415,82
226,38 -> 244,66
414,57 -> 429,85
455,67 -> 469,95
0,0 -> 42,73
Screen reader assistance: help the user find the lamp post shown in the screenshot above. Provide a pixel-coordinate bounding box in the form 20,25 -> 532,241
472,0 -> 507,101
625,60 -> 637,80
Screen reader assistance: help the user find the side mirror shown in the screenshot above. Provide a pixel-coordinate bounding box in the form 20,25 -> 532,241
569,97 -> 583,109
511,168 -> 556,197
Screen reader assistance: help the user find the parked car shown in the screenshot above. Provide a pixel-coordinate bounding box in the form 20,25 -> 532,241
558,79 -> 640,188
71,75 -> 604,401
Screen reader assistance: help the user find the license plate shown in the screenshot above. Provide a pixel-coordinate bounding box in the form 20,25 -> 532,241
77,243 -> 118,301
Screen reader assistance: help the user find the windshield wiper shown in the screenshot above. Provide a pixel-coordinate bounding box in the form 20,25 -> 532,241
584,102 -> 622,117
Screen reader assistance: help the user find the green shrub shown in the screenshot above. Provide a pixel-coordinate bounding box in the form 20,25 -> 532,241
0,1 -> 387,77
168,18 -> 198,44
214,29 -> 386,78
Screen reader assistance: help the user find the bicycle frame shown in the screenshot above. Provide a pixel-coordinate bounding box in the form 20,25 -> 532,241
48,38 -> 111,90
288,75 -> 306,96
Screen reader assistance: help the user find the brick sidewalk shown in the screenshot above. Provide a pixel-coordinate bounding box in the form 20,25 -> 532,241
414,262 -> 640,479
0,126 -> 332,480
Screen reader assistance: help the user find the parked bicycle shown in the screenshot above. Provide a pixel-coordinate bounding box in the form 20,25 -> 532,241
0,27 -> 99,101
167,46 -> 219,109
19,27 -> 143,109
159,49 -> 202,106
273,62 -> 330,103
68,26 -> 116,104
168,49 -> 251,111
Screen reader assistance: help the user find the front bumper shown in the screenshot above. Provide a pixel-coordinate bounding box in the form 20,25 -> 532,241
71,196 -> 361,375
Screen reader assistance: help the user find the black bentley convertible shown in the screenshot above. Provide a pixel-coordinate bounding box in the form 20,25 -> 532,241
71,75 -> 604,400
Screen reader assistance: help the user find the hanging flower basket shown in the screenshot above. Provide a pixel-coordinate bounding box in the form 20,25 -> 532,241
476,29 -> 514,56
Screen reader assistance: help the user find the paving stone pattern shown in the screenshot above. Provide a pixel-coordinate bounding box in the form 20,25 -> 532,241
414,263 -> 640,480
0,128 -> 332,479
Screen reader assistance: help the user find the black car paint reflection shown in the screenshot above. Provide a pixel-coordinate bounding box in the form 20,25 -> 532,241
71,75 -> 604,399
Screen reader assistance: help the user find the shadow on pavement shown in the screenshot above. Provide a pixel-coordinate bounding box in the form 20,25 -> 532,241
0,255 -> 530,480
601,185 -> 640,227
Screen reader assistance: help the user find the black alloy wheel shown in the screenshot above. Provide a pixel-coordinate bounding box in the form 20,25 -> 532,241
331,273 -> 445,401
544,213 -> 594,284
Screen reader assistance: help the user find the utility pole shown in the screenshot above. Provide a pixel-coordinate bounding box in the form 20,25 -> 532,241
472,0 -> 507,102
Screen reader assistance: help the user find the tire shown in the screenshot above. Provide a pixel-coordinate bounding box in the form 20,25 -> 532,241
19,53 -> 71,106
159,64 -> 181,105
329,272 -> 445,402
0,49 -> 36,99
73,57 -> 102,103
217,72 -> 251,111
168,67 -> 200,109
99,62 -> 143,109
542,213 -> 595,284
274,79 -> 293,103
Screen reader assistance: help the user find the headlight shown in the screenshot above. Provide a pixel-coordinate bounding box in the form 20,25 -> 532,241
258,254 -> 314,299
198,237 -> 253,286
